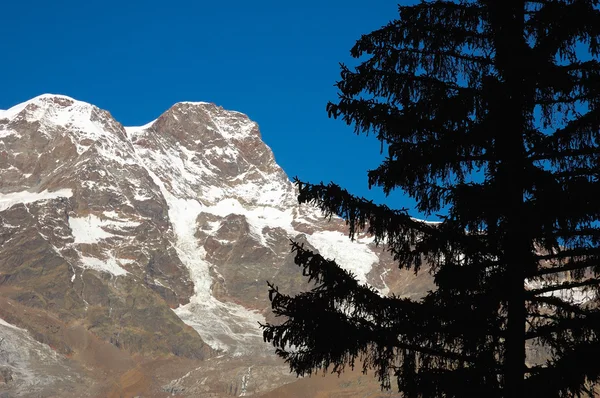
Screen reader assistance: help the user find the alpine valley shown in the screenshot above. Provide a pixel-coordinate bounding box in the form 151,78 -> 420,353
0,94 -> 433,397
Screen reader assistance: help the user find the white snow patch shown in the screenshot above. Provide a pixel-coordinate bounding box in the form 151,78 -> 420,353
233,177 -> 294,207
124,119 -> 156,134
202,220 -> 222,233
203,145 -> 239,160
153,279 -> 166,287
239,366 -> 253,396
526,279 -> 595,305
68,215 -> 115,244
79,253 -> 128,276
202,198 -> 295,246
379,268 -> 391,296
0,317 -> 26,331
0,129 -> 21,138
134,192 -> 152,201
0,189 -> 72,212
411,217 -> 443,225
179,101 -> 213,106
102,210 -> 119,218
69,213 -> 141,244
306,231 -> 379,285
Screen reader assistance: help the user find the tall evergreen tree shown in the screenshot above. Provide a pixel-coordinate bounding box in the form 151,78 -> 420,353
261,0 -> 600,396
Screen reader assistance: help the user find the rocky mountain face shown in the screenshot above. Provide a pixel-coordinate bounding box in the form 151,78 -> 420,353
0,94 -> 432,397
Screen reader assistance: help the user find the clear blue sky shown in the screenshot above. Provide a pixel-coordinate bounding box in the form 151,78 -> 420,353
1,1 -> 430,217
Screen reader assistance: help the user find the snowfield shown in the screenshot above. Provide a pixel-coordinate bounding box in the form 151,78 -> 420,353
0,189 -> 73,212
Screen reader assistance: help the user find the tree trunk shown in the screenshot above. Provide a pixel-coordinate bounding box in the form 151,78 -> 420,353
488,1 -> 528,395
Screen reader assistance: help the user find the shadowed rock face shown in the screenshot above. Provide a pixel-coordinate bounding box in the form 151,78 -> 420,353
0,94 -> 433,397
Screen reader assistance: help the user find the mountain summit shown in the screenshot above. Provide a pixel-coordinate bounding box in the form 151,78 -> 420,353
0,94 -> 430,396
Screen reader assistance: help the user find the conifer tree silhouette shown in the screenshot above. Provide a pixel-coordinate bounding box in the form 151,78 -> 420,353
262,1 -> 600,396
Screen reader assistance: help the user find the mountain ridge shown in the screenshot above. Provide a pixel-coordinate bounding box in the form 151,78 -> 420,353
0,94 -> 431,397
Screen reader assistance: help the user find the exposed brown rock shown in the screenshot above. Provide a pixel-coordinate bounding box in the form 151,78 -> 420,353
0,94 -> 432,397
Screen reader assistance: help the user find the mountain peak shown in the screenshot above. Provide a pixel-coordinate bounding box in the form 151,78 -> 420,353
0,94 -> 431,396
124,100 -> 258,142
178,100 -> 213,106
0,94 -> 85,120
32,93 -> 77,102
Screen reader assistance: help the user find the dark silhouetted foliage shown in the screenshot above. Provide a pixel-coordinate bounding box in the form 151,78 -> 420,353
262,1 -> 600,396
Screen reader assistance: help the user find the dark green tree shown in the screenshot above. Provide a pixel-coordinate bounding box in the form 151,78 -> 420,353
261,0 -> 600,396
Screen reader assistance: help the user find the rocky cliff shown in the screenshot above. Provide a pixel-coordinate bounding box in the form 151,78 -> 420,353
0,94 -> 432,397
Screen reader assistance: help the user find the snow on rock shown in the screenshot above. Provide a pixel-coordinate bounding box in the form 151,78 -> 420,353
198,196 -> 385,288
525,279 -> 595,305
0,94 -> 49,120
68,215 -> 115,244
305,231 -> 379,285
126,130 -> 267,353
177,101 -> 258,140
0,94 -> 387,356
0,315 -> 79,394
0,189 -> 73,212
66,213 -> 139,276
0,94 -> 89,128
123,119 -> 157,136
124,132 -> 213,199
68,213 -> 141,244
233,178 -> 294,207
2,94 -> 137,167
239,366 -> 253,397
0,128 -> 20,139
202,198 -> 295,246
0,316 -> 26,331
179,101 -> 213,106
79,254 -> 128,276
158,195 -> 266,354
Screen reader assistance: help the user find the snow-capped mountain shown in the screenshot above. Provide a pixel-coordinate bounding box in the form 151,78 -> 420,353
0,94 -> 431,397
